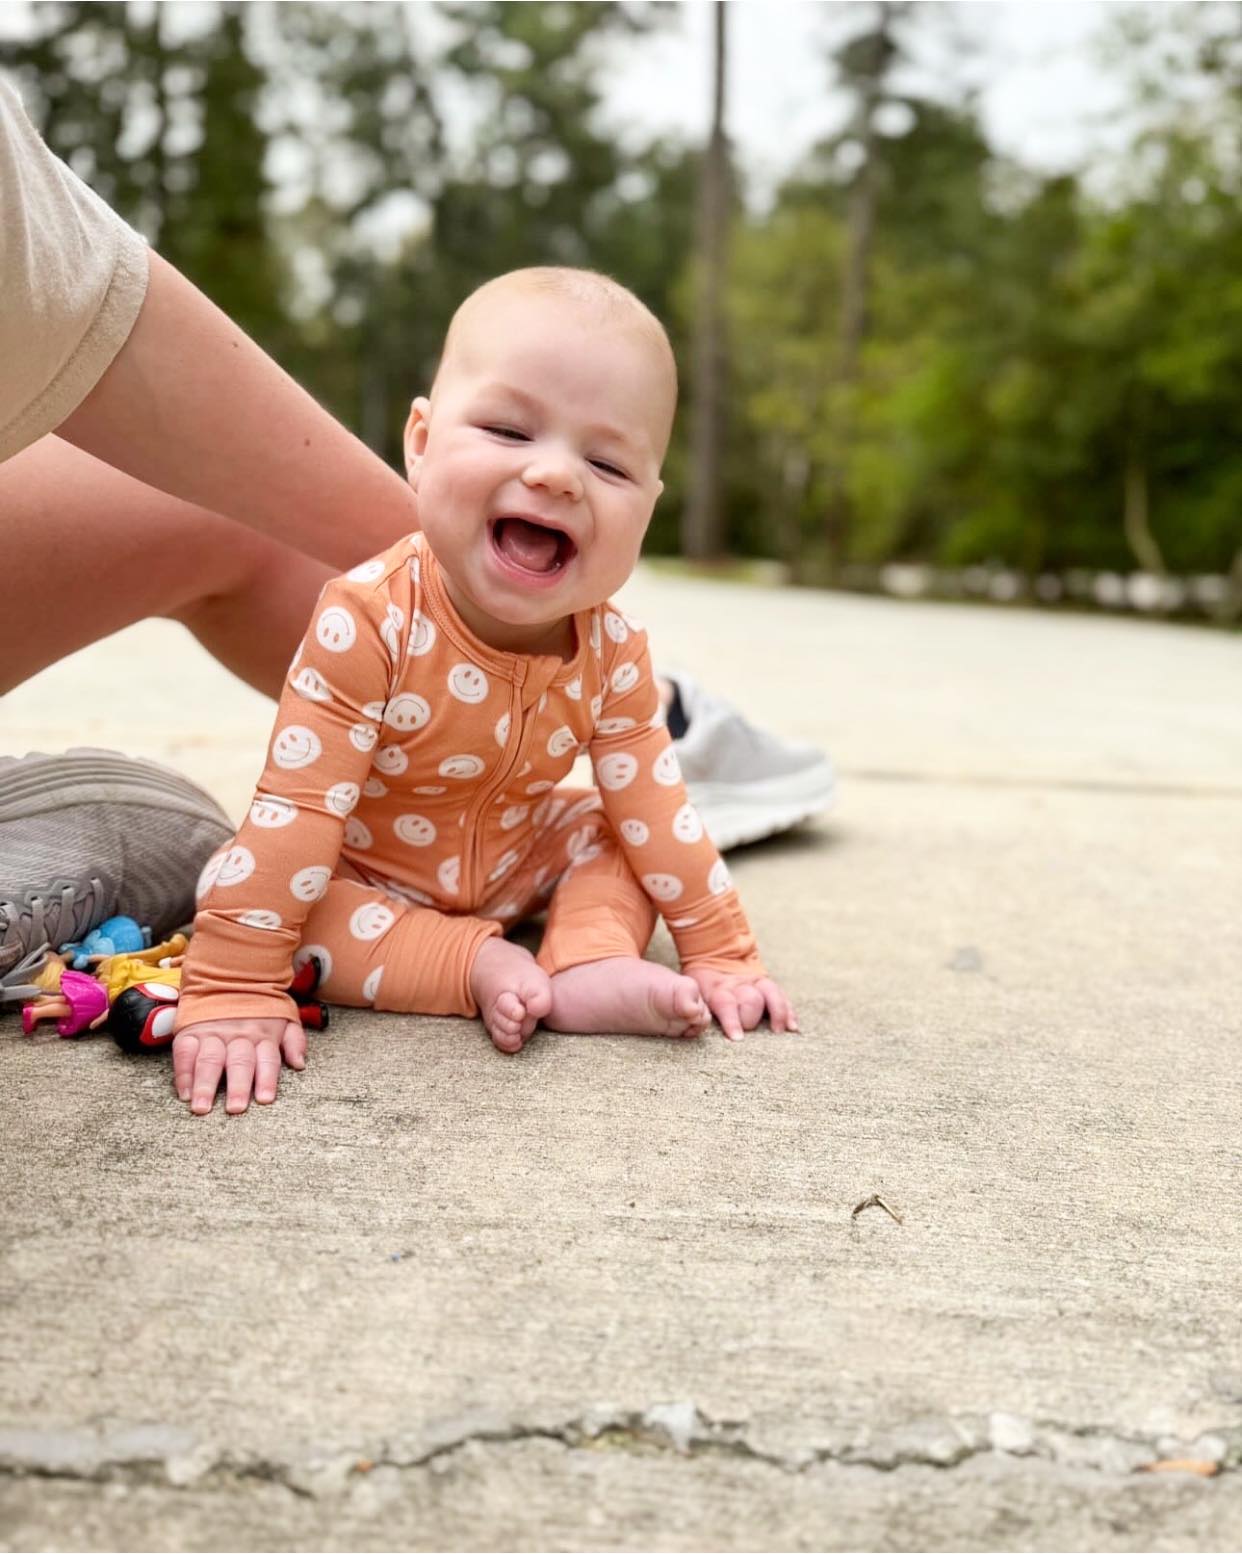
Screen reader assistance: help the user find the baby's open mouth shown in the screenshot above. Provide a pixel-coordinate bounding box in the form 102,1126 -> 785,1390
490,516 -> 577,576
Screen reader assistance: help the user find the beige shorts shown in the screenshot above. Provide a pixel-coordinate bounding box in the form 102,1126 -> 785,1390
0,75 -> 149,463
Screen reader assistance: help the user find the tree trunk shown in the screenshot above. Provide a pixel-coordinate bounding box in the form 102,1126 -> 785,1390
684,2 -> 730,561
1122,449 -> 1166,575
823,3 -> 898,578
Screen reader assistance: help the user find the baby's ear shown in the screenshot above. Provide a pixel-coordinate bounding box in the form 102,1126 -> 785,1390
403,397 -> 432,487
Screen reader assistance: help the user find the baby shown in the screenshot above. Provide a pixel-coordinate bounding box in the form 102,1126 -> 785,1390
172,268 -> 798,1115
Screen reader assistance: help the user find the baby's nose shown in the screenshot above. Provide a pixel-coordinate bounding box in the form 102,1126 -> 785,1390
521,456 -> 582,501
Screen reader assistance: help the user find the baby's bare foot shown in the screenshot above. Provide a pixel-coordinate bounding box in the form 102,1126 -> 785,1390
544,957 -> 709,1038
469,938 -> 552,1054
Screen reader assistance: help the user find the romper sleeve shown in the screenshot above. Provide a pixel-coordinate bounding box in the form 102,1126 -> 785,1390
588,610 -> 767,978
174,570 -> 398,1029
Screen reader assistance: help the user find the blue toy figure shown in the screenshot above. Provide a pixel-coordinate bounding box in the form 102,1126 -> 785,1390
60,915 -> 152,969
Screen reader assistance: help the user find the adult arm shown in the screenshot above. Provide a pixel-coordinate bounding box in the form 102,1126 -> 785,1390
56,252 -> 420,569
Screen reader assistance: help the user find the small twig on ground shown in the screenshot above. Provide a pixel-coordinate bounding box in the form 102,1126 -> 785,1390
851,1193 -> 904,1225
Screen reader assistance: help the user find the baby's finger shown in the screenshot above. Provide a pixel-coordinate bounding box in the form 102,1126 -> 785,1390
734,983 -> 766,1031
757,978 -> 793,1034
710,988 -> 744,1042
254,1038 -> 285,1105
171,1032 -> 198,1102
190,1034 -> 226,1116
281,1019 -> 307,1072
224,1040 -> 256,1116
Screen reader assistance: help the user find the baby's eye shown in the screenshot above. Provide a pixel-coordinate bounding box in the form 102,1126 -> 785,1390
590,458 -> 630,480
482,425 -> 529,442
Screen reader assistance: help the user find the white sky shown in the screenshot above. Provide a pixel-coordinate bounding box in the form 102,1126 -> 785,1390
600,1 -> 1140,201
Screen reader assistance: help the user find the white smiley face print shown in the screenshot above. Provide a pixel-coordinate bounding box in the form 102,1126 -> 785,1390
611,662 -> 640,695
487,848 -> 520,883
291,666 -> 331,703
381,603 -> 405,659
408,552 -> 420,583
383,693 -> 431,733
495,712 -> 511,748
407,612 -> 436,656
349,722 -> 379,753
361,964 -> 385,1003
533,797 -> 566,829
448,663 -> 489,704
603,611 -> 629,644
272,725 -> 322,770
566,826 -> 602,865
414,785 -> 447,796
650,704 -> 667,729
324,782 -> 360,818
362,700 -> 386,721
547,725 -> 577,759
316,605 -> 356,653
346,559 -> 386,584
708,857 -> 731,896
667,915 -> 700,929
349,901 -> 395,941
394,813 -> 436,847
642,872 -> 684,903
289,865 -> 332,902
250,794 -> 298,829
344,817 -> 373,850
363,776 -> 387,799
596,717 -> 636,735
440,754 -> 485,780
590,694 -> 603,721
672,802 -> 704,844
526,779 -> 554,795
589,614 -> 602,652
383,880 -> 434,906
238,909 -> 282,931
293,944 -> 333,985
619,819 -> 650,846
213,846 -> 256,888
559,795 -> 602,827
437,855 -> 461,895
196,846 -> 252,901
372,746 -> 409,776
596,752 -> 638,791
500,804 -> 530,831
653,747 -> 682,787
566,676 -> 582,700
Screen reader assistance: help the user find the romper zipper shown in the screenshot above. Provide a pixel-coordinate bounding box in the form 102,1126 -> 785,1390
459,661 -> 538,904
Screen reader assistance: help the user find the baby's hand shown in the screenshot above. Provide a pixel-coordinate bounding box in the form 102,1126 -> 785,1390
685,968 -> 800,1043
172,1017 -> 306,1116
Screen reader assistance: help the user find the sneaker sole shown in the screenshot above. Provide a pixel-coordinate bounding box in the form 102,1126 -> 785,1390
684,762 -> 836,852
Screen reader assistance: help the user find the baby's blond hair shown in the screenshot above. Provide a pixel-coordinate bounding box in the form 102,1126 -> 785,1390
434,267 -> 678,452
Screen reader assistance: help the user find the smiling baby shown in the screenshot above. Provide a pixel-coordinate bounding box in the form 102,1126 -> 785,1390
172,268 -> 798,1115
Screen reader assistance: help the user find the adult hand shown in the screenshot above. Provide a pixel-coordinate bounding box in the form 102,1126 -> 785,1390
685,968 -> 800,1043
171,1017 -> 306,1115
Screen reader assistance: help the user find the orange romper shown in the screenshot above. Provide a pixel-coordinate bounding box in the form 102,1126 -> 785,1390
175,533 -> 766,1029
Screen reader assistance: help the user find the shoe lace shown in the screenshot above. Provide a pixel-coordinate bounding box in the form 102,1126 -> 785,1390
0,877 -> 108,995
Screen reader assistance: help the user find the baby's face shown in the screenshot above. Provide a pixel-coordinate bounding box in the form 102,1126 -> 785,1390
405,291 -> 670,655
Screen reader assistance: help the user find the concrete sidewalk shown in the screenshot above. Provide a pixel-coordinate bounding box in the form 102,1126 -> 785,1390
2,570 -> 1240,1551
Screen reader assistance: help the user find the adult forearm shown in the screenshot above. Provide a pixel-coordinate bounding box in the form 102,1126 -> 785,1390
56,252 -> 419,569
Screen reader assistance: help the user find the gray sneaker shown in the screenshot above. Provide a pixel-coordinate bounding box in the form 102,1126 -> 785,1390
0,749 -> 233,995
662,669 -> 835,851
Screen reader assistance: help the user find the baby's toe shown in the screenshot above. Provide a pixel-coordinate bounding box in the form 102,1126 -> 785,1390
672,978 -> 706,1022
522,975 -> 553,1024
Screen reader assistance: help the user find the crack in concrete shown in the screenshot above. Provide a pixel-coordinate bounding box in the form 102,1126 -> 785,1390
0,1407 -> 1238,1498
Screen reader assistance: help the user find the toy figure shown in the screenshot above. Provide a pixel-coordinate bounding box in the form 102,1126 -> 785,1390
60,914 -> 152,969
20,968 -> 109,1036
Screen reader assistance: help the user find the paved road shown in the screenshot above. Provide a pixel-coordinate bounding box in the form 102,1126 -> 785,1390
3,570 -> 1240,1550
